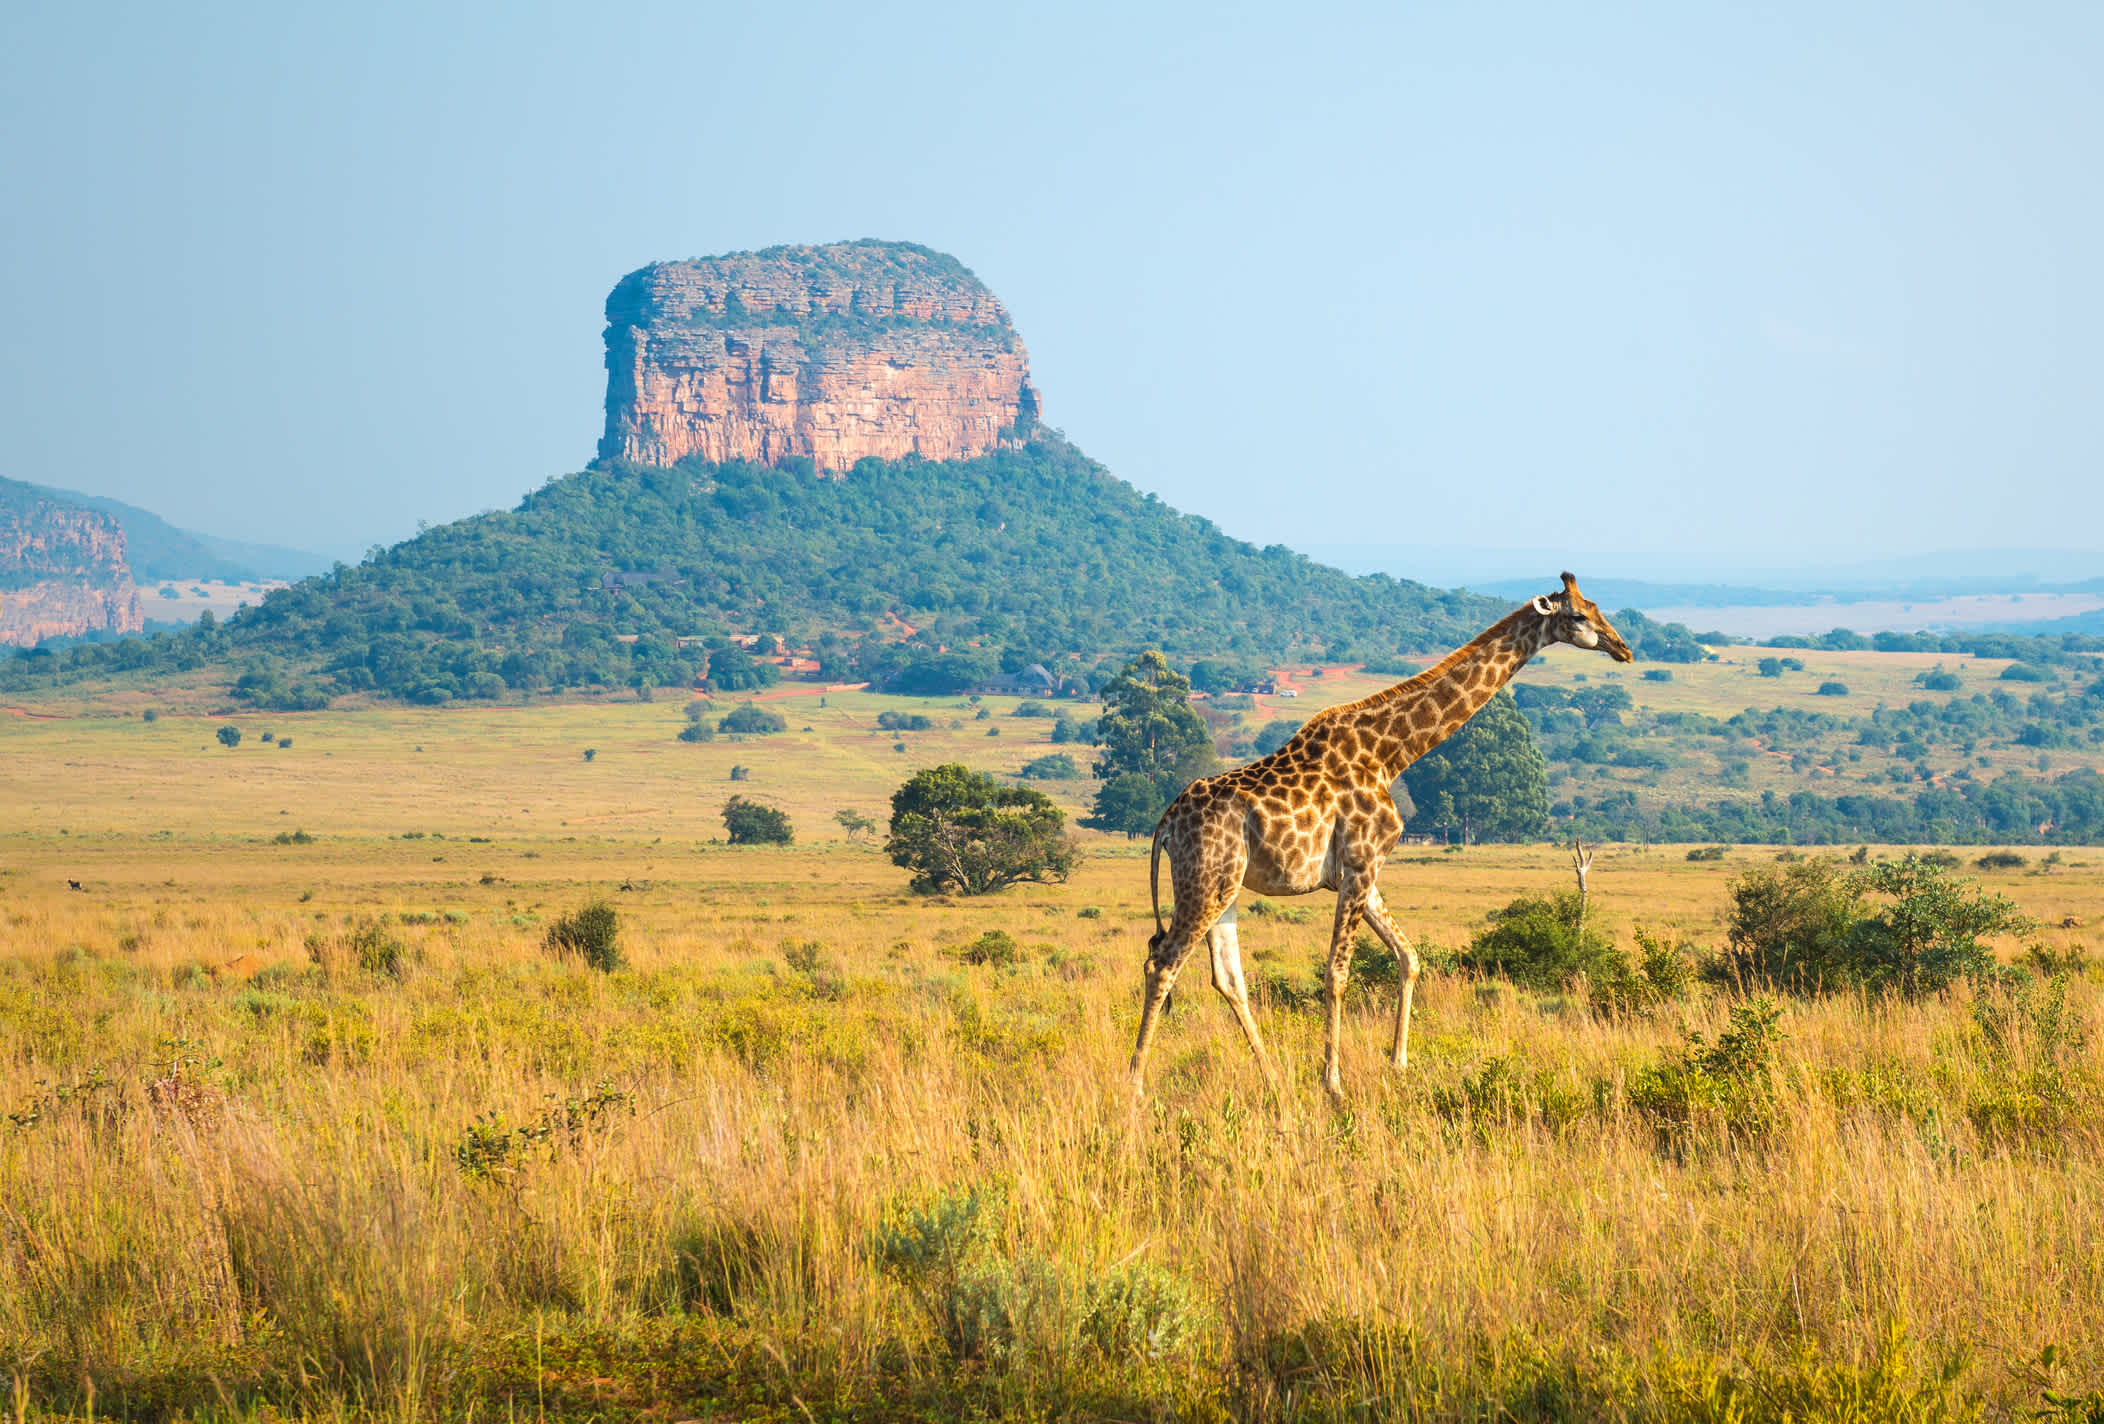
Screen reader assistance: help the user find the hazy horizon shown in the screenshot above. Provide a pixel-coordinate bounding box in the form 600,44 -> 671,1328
5,3 -> 2101,568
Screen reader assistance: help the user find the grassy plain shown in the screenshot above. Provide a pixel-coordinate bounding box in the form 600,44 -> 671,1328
4,694 -> 2104,1420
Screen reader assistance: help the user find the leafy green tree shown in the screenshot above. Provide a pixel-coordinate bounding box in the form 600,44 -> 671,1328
886,763 -> 1078,895
833,808 -> 877,841
1084,651 -> 1216,831
1401,690 -> 1548,844
215,725 -> 241,748
722,795 -> 794,845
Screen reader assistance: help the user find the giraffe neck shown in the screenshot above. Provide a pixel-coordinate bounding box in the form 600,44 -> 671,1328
1337,608 -> 1547,783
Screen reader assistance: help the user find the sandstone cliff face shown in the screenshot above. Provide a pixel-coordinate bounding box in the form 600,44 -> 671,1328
600,241 -> 1039,472
0,482 -> 144,646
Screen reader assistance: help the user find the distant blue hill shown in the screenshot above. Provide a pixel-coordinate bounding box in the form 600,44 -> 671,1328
28,485 -> 328,583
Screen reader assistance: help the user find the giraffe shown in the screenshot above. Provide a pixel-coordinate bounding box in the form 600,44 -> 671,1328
1129,572 -> 1633,1102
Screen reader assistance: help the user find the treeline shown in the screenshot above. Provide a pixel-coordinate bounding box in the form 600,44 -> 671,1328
0,439 -> 1506,706
1759,627 -> 2104,662
1553,769 -> 2104,845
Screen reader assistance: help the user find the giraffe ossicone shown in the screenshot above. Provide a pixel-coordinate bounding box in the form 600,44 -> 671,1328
1127,571 -> 1634,1103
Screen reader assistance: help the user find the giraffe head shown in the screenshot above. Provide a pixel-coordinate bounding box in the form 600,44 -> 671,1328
1529,572 -> 1634,661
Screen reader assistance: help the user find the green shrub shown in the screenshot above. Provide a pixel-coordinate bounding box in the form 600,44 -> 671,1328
1817,681 -> 1850,696
544,900 -> 622,972
215,724 -> 241,748
1976,850 -> 2026,870
1018,753 -> 1080,780
1685,844 -> 1728,861
677,721 -> 715,743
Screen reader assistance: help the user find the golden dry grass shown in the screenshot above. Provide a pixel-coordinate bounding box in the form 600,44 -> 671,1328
4,814 -> 2103,1420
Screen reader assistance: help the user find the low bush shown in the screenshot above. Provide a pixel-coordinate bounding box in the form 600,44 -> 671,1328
544,900 -> 622,973
1976,850 -> 2026,870
872,1186 -> 1205,1366
1685,844 -> 1728,861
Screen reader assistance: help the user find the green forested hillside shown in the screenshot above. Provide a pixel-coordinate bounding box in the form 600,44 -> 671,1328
1,438 -> 1505,705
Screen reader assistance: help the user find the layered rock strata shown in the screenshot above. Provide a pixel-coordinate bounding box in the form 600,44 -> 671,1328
599,241 -> 1039,472
0,482 -> 144,646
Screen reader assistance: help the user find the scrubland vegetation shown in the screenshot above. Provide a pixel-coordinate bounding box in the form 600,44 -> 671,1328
4,830 -> 2104,1421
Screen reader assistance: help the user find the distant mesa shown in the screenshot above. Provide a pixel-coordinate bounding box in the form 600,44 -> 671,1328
599,240 -> 1041,473
0,479 -> 143,647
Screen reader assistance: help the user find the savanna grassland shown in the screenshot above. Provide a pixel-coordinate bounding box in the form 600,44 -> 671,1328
4,694 -> 2104,1422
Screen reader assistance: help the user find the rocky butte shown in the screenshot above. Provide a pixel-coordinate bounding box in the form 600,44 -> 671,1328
599,240 -> 1040,472
0,479 -> 144,646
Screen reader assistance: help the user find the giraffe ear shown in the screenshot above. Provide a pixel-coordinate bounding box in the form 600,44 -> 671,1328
1530,596 -> 1555,617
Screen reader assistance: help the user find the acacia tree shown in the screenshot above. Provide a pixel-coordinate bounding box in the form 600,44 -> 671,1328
887,763 -> 1079,895
1401,689 -> 1548,844
1082,651 -> 1218,836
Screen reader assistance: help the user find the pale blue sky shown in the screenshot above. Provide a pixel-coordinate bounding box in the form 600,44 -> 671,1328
3,2 -> 2099,567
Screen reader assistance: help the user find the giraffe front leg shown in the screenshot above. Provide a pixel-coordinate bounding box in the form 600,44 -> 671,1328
1361,886 -> 1421,1072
